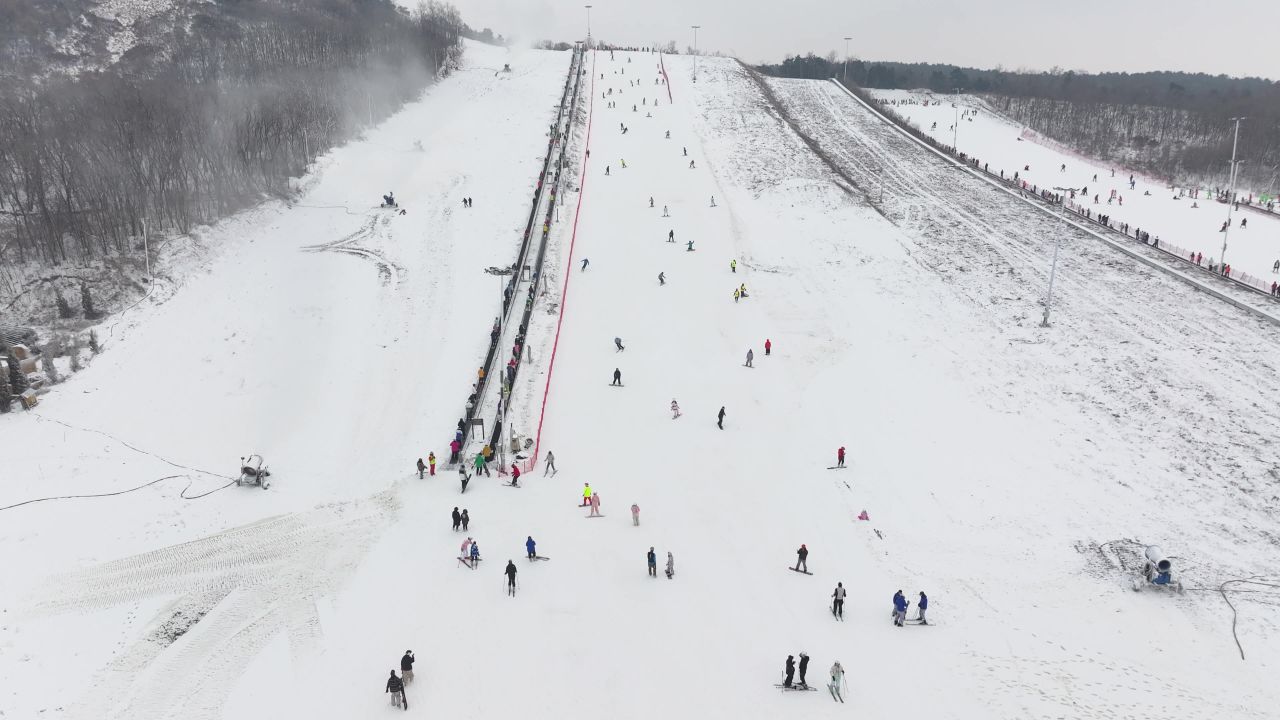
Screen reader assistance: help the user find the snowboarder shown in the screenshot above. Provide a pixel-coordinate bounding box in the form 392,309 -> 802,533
686,240 -> 695,251
689,160 -> 696,169
400,651 -> 415,684
428,452 -> 436,476
730,259 -> 736,273
589,491 -> 602,517
526,536 -> 537,559
386,670 -> 408,709
505,560 -> 518,594
717,406 -> 726,429
509,463 -> 521,487
458,463 -> 470,493
916,591 -> 929,624
615,337 -> 625,352
794,544 -> 808,573
461,509 -> 470,531
612,368 -> 622,386
665,130 -> 670,138
665,551 -> 675,579
581,258 -> 590,271
764,338 -> 771,356
783,655 -> 796,688
416,457 -> 426,479
710,195 -> 717,207
798,652 -> 810,687
837,446 -> 846,467
605,166 -> 610,175
474,452 -> 489,477
828,661 -> 845,702
671,399 -> 681,418
892,590 -> 908,626
745,349 -> 753,367
451,507 -> 461,531
832,582 -> 846,618
683,146 -> 687,156
544,451 -> 557,476
582,483 -> 593,506
631,503 -> 641,525
658,272 -> 666,285
662,205 -> 669,217
647,547 -> 658,577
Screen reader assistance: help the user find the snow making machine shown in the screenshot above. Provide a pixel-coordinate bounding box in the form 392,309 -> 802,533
238,454 -> 271,489
1133,545 -> 1184,593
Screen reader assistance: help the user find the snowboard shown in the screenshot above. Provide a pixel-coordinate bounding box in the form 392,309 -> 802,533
585,514 -> 606,518
826,466 -> 847,470
607,383 -> 625,387
789,567 -> 812,575
504,482 -> 522,488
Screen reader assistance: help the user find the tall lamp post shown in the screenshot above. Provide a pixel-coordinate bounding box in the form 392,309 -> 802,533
952,87 -> 962,150
843,36 -> 852,84
584,5 -> 592,48
1220,117 -> 1245,272
691,25 -> 701,82
1041,187 -> 1074,327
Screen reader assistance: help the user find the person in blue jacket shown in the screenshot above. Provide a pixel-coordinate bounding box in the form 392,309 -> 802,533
892,590 -> 908,627
916,591 -> 929,625
526,536 -> 537,560
470,540 -> 481,564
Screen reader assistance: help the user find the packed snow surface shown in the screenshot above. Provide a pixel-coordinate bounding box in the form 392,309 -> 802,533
2,48 -> 1279,720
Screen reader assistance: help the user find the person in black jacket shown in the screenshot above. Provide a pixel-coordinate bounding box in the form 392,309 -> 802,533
451,507 -> 461,531
386,670 -> 407,710
717,406 -> 726,429
400,651 -> 415,684
797,652 -> 810,687
783,655 -> 795,688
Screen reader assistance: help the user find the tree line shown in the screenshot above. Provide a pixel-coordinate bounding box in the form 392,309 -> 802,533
0,0 -> 464,267
758,53 -> 1280,192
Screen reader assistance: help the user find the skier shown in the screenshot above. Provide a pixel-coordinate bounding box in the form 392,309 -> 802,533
649,196 -> 654,208
428,452 -> 436,476
798,652 -> 810,687
837,446 -> 846,468
832,582 -> 846,618
416,457 -> 426,479
647,547 -> 658,577
662,205 -> 669,217
668,229 -> 675,242
582,483 -> 593,506
892,590 -> 908,626
386,670 -> 408,710
544,450 -> 558,476
730,259 -> 736,273
631,503 -> 641,525
401,650 -> 415,684
689,160 -> 696,169
916,591 -> 929,625
605,166 -> 610,176
658,272 -> 666,285
581,258 -> 590,271
458,463 -> 470,493
665,551 -> 675,579
461,536 -> 472,560
461,509 -> 470,531
745,349 -> 753,367
589,491 -> 602,517
710,195 -> 717,207
828,661 -> 845,702
509,463 -> 521,487
526,536 -> 537,559
783,655 -> 796,688
794,544 -> 808,573
764,338 -> 771,356
671,399 -> 681,418
683,146 -> 687,156
717,406 -> 726,429
612,368 -> 622,386
665,130 -> 670,138
470,539 -> 481,565
452,506 -> 462,531
615,337 -> 625,352
505,560 -> 518,595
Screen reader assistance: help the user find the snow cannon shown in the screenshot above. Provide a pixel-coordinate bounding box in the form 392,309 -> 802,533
1134,544 -> 1183,593
1144,546 -> 1171,575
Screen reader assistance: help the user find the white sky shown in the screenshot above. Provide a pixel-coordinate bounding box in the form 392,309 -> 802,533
444,0 -> 1280,80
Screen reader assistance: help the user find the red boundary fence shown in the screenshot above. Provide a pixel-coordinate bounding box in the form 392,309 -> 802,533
532,50 -> 597,466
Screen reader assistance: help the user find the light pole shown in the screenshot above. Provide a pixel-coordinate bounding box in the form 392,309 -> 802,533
584,5 -> 592,48
1042,187 -> 1073,327
952,88 -> 962,150
1221,116 -> 1245,271
691,25 -> 700,82
843,37 -> 852,84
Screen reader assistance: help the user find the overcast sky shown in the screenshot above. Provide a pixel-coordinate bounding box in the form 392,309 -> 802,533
445,0 -> 1280,79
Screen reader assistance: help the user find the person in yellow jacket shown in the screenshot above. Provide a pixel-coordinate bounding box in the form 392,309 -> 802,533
730,259 -> 736,273
582,483 -> 593,507
733,287 -> 740,303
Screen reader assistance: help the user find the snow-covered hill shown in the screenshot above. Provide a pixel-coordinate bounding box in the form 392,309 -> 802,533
2,47 -> 1278,720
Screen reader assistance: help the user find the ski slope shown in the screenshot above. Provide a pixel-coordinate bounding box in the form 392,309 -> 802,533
3,47 -> 1279,720
871,88 -> 1280,284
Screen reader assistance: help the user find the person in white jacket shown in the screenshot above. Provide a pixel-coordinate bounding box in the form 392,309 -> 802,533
665,552 -> 674,579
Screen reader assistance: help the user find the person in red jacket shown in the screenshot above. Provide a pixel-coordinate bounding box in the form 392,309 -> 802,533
764,338 -> 772,356
837,446 -> 846,468
509,463 -> 521,487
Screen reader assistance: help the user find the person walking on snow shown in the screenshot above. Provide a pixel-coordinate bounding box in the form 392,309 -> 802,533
892,590 -> 908,626
916,591 -> 929,625
734,287 -> 740,303
671,399 -> 681,418
582,483 -> 593,507
687,240 -> 695,252
416,458 -> 426,479
428,452 -> 436,476
665,551 -> 675,579
710,195 -> 717,207
647,547 -> 658,577
612,368 -> 622,386
794,544 -> 809,573
461,509 -> 470,531
526,536 -> 537,559
765,338 -> 772,356
798,652 -> 810,687
400,651 -> 415,684
458,463 -> 470,493
615,337 -> 625,352
452,507 -> 461,531
505,560 -> 518,594
386,670 -> 408,709
581,258 -> 590,271
649,196 -> 654,208
631,503 -> 641,525
668,229 -> 675,242
717,406 -> 726,429
730,259 -> 736,273
589,492 -> 602,516
474,452 -> 489,477
745,349 -> 754,367
662,205 -> 669,217
837,446 -> 846,468
832,582 -> 846,618
544,451 -> 558,476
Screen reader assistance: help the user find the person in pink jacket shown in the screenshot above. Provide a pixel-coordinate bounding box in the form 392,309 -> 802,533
631,504 -> 640,526
589,492 -> 602,517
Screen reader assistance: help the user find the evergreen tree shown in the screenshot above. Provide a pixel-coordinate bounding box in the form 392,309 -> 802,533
55,290 -> 74,319
42,354 -> 61,384
88,329 -> 100,354
6,354 -> 28,394
81,284 -> 101,320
